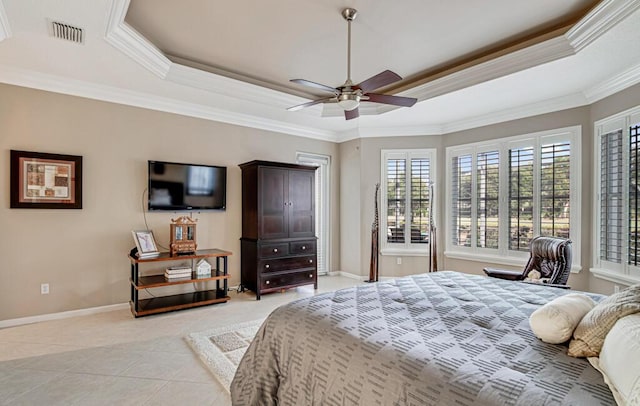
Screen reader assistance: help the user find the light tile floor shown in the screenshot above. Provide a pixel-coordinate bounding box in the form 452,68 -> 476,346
0,275 -> 363,405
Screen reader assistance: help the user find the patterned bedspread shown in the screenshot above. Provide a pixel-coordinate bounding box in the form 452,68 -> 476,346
230,271 -> 615,405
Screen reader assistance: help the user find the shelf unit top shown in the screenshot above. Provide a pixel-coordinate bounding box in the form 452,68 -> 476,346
128,248 -> 232,264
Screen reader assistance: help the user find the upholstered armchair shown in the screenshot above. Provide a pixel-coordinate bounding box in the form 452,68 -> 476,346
483,236 -> 572,287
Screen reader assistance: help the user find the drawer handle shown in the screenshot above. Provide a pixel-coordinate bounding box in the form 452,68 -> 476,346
273,248 -> 278,253
265,280 -> 270,285
302,246 -> 306,250
309,259 -> 313,263
309,274 -> 313,278
265,264 -> 270,269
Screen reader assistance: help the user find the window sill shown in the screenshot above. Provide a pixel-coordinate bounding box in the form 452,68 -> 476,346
590,268 -> 640,285
381,248 -> 428,257
444,250 -> 582,273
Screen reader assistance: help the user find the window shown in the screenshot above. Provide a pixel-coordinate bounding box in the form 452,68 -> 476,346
296,152 -> 331,275
446,126 -> 580,267
593,107 -> 640,284
381,149 -> 436,255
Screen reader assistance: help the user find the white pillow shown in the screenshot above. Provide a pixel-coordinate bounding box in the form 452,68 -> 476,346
595,313 -> 640,405
529,293 -> 596,344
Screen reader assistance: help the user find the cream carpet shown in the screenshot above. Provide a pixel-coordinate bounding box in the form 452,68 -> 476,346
185,319 -> 264,391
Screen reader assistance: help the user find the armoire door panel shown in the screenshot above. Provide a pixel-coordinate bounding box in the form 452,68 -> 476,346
288,170 -> 315,238
259,167 -> 288,239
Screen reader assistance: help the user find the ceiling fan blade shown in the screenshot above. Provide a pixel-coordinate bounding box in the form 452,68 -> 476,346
366,93 -> 417,107
290,79 -> 339,95
345,108 -> 360,120
355,70 -> 402,93
287,97 -> 336,112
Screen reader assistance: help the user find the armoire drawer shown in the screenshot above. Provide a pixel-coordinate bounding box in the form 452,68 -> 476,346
290,240 -> 316,255
259,256 -> 316,273
260,270 -> 316,290
258,243 -> 289,258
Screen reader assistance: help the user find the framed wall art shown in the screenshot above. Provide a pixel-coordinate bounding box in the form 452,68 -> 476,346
131,230 -> 160,258
10,150 -> 83,209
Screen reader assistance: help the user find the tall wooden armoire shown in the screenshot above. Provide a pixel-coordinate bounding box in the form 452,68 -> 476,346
239,160 -> 317,300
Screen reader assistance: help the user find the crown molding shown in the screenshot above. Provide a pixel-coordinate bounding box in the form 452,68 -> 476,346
0,0 -> 12,41
105,0 -> 171,78
441,93 -> 590,134
335,93 -> 591,142
341,126 -> 442,142
567,0 -> 640,52
401,35 -> 575,104
584,62 -> 640,102
0,64 -> 337,142
168,63 -> 306,112
0,61 -> 635,143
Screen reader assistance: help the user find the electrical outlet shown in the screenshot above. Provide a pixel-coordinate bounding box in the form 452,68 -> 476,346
396,257 -> 402,265
41,283 -> 49,295
614,285 -> 620,294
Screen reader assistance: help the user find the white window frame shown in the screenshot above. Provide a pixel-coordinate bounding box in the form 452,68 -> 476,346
296,152 -> 331,275
592,106 -> 640,285
445,126 -> 582,270
380,148 -> 436,256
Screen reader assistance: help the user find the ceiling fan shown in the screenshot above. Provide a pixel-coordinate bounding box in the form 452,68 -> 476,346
287,8 -> 417,120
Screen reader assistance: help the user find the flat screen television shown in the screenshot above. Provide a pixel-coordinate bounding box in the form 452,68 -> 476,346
148,160 -> 226,211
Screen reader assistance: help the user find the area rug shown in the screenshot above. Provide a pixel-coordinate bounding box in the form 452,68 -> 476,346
185,319 -> 264,391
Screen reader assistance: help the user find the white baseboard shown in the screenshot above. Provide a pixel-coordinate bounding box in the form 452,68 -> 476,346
326,271 -> 364,280
0,303 -> 130,329
325,271 -> 401,282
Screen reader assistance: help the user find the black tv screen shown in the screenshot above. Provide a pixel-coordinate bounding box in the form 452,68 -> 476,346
148,160 -> 226,211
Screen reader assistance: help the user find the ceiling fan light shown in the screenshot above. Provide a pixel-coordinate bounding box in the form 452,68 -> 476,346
337,94 -> 360,111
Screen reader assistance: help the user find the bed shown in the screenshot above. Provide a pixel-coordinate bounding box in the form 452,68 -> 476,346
230,271 -> 615,405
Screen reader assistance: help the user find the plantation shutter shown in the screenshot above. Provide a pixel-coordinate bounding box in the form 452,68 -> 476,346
600,129 -> 624,264
476,151 -> 500,249
387,159 -> 406,243
540,142 -> 571,239
509,147 -> 535,251
410,158 -> 430,243
630,124 -> 640,265
451,154 -> 472,247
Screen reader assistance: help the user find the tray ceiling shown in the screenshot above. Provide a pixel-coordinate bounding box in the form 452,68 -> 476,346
0,0 -> 639,141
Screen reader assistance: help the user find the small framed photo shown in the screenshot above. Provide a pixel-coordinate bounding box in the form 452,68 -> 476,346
132,230 -> 160,258
10,150 -> 83,209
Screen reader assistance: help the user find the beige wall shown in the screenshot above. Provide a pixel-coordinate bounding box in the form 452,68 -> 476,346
0,83 -> 339,321
338,135 -> 442,277
338,139 -> 362,275
4,78 -> 640,321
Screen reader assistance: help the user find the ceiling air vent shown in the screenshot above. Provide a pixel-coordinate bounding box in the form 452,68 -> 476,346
51,21 -> 83,44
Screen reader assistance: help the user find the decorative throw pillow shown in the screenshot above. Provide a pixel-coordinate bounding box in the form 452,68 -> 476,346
529,293 -> 595,344
568,284 -> 640,358
589,314 -> 640,406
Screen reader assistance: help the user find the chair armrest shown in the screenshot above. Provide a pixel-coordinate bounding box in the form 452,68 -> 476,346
483,268 -> 522,281
521,280 -> 571,289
